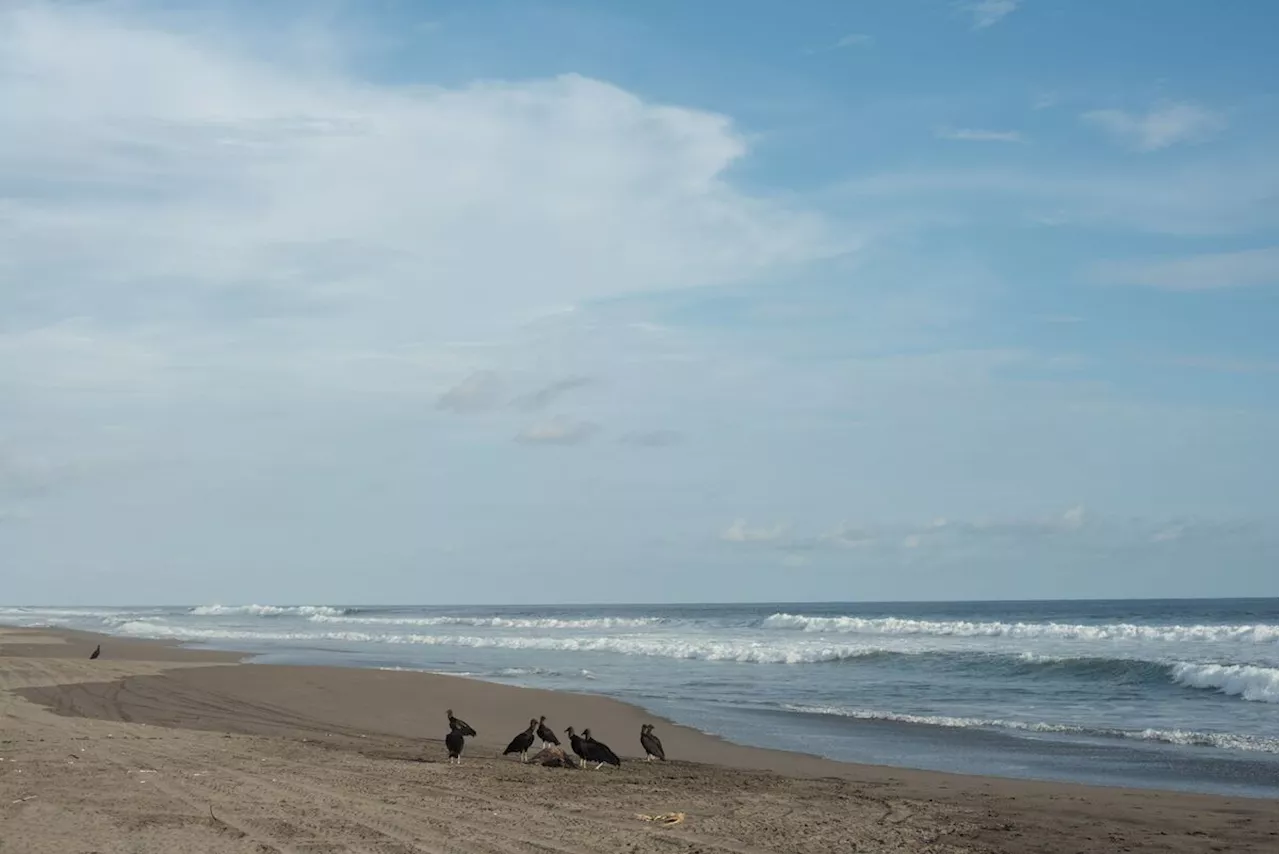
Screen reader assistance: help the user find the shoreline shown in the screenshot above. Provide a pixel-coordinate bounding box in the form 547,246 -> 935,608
2,625 -> 1276,852
6,624 -> 1278,795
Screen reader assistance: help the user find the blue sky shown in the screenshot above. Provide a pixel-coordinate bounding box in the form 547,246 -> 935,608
0,0 -> 1275,604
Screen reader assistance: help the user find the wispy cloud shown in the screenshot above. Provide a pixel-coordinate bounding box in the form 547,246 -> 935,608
517,376 -> 593,410
804,33 -> 874,54
515,417 -> 598,445
619,429 -> 682,448
1081,102 -> 1226,151
720,519 -> 787,543
437,371 -> 504,413
935,127 -> 1024,143
839,161 -> 1276,236
835,33 -> 873,48
1089,248 -> 1275,291
958,0 -> 1021,29
1161,355 -> 1278,374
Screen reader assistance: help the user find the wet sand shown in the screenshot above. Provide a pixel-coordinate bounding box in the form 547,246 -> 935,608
1,626 -> 1275,853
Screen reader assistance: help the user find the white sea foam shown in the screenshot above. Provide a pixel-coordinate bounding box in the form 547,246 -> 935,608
307,614 -> 663,630
1169,662 -> 1279,703
761,614 -> 1279,643
189,604 -> 348,617
110,621 -> 891,664
784,705 -> 1278,753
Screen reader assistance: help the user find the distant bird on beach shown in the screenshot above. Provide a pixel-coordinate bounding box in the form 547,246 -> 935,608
565,726 -> 588,768
89,645 -> 101,660
640,724 -> 665,761
536,715 -> 560,749
446,709 -> 477,737
580,728 -> 621,769
445,728 -> 465,765
504,719 -> 538,763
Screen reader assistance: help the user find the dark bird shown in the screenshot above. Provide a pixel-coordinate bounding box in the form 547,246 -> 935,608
565,727 -> 588,768
89,645 -> 101,660
536,715 -> 560,749
580,728 -> 621,769
503,718 -> 539,763
640,724 -> 665,761
445,729 -> 465,765
446,709 -> 477,737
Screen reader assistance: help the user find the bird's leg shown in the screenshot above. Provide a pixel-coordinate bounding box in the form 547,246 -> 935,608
594,762 -> 604,770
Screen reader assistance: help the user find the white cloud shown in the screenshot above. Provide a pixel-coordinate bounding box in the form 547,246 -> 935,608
0,3 -> 848,401
1089,248 -> 1275,291
720,519 -> 787,543
935,127 -> 1024,143
515,417 -> 598,445
820,523 -> 877,548
958,0 -> 1020,29
437,371 -> 504,413
1081,102 -> 1225,151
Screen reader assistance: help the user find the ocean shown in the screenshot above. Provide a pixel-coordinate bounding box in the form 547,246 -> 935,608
3,598 -> 1275,798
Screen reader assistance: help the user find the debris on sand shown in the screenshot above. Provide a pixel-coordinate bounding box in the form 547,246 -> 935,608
530,746 -> 577,768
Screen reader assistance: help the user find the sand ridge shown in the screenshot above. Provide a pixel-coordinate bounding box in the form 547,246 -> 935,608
1,627 -> 1275,853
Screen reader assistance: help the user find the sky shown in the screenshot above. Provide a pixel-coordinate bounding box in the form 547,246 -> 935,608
0,0 -> 1276,605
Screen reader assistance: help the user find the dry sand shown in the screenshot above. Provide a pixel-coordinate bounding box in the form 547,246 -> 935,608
0,627 -> 1274,853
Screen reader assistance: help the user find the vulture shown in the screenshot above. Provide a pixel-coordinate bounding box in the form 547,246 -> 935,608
503,719 -> 539,763
446,709 -> 477,737
565,726 -> 588,768
445,728 -> 465,765
640,724 -> 665,761
536,715 -> 560,749
89,645 -> 101,660
580,728 -> 621,769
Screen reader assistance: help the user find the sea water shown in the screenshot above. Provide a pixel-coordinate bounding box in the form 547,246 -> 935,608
3,598 -> 1275,797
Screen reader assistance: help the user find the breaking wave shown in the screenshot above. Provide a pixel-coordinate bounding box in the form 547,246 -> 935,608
760,613 -> 1279,643
307,614 -> 664,630
1169,662 -> 1278,703
783,705 -> 1278,753
188,604 -> 351,618
112,621 -> 894,664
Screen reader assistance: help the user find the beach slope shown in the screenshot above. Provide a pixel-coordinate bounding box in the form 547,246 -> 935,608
1,627 -> 1274,853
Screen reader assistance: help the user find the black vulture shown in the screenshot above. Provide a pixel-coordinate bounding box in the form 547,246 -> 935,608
565,726 -> 589,768
580,728 -> 621,769
89,644 -> 101,660
446,709 -> 477,737
445,728 -> 465,764
640,724 -> 665,761
536,715 -> 560,748
503,719 -> 539,763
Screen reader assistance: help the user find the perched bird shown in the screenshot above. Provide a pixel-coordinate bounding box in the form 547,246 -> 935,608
445,728 -> 465,765
536,715 -> 560,749
640,724 -> 665,762
503,719 -> 539,763
580,728 -> 621,769
89,644 -> 101,660
446,709 -> 477,737
565,726 -> 589,769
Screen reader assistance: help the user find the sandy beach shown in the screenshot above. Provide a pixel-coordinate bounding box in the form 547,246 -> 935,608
0,627 -> 1274,853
